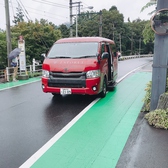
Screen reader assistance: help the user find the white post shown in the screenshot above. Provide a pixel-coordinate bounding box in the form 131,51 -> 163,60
33,58 -> 35,72
30,65 -> 32,73
6,67 -> 9,81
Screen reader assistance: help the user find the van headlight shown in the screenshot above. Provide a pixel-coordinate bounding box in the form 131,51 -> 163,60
86,70 -> 100,79
42,70 -> 49,78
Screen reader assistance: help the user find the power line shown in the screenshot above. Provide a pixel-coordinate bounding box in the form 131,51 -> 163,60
10,0 -> 15,19
9,0 -> 69,23
23,5 -> 68,19
18,0 -> 32,20
32,0 -> 69,9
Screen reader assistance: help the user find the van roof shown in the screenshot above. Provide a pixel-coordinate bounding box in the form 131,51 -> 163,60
55,37 -> 115,44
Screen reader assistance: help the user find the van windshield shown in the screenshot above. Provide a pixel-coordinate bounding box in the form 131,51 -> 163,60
47,42 -> 98,58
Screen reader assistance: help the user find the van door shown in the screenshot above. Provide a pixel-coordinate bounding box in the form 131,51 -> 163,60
105,43 -> 113,82
100,43 -> 108,74
110,43 -> 118,82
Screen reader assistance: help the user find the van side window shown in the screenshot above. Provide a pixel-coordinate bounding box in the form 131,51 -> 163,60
101,43 -> 105,55
106,44 -> 112,61
106,44 -> 111,55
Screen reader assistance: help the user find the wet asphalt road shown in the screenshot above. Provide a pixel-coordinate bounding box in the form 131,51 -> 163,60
0,57 -> 153,168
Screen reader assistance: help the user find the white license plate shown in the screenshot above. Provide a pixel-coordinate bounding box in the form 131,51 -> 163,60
60,88 -> 72,95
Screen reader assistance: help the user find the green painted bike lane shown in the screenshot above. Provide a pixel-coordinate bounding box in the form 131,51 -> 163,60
17,72 -> 150,168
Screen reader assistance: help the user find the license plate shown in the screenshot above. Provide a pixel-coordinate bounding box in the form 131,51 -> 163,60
60,88 -> 72,95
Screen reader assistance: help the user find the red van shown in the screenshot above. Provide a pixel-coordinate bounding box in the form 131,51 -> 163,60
41,37 -> 118,98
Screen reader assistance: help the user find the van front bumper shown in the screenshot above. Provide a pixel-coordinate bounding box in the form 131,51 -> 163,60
42,77 -> 101,95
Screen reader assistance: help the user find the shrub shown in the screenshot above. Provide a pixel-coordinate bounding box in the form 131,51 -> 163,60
28,71 -> 42,78
142,78 -> 168,112
145,109 -> 168,130
142,81 -> 152,112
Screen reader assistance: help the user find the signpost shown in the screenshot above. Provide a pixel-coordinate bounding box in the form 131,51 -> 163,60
18,36 -> 29,80
18,36 -> 26,71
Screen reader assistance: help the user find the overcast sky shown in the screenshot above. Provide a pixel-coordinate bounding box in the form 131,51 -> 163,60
0,0 -> 156,30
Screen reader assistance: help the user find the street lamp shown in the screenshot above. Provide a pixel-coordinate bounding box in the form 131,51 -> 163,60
76,6 -> 93,37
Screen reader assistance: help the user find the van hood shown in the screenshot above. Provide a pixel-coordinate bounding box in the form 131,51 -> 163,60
43,58 -> 98,72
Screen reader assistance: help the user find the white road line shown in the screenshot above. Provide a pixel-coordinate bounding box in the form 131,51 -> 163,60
19,98 -> 100,168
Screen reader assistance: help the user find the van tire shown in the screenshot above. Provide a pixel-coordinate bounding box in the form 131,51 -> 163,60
99,78 -> 107,98
107,81 -> 116,91
52,93 -> 62,97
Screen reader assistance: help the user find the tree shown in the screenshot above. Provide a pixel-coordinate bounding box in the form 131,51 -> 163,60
141,0 -> 157,15
101,7 -> 124,40
142,21 -> 154,44
124,19 -> 150,55
58,24 -> 69,38
0,30 -> 7,69
0,4 -> 155,70
11,20 -> 62,64
141,1 -> 156,50
13,4 -> 25,25
76,6 -> 124,39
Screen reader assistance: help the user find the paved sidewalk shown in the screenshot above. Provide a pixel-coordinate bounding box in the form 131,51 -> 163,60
19,72 -> 152,168
116,106 -> 168,168
0,77 -> 41,91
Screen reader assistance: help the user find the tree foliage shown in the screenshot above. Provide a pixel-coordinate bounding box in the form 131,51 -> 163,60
142,21 -> 154,44
13,4 -> 24,25
141,1 -> 157,15
0,30 -> 7,69
0,5 -> 154,69
9,20 -> 61,66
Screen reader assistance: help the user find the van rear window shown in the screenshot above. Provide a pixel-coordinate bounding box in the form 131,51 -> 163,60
47,42 -> 98,58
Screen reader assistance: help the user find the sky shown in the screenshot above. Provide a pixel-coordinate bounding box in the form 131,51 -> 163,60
0,0 -> 156,30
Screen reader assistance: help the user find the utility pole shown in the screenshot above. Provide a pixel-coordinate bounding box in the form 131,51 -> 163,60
75,1 -> 82,37
69,0 -> 73,37
4,0 -> 12,67
139,38 -> 141,55
119,33 -> 121,52
69,1 -> 82,37
131,32 -> 134,54
112,24 -> 115,41
150,0 -> 168,110
99,10 -> 102,37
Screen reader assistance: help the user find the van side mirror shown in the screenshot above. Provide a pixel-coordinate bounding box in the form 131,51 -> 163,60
41,53 -> 46,58
101,52 -> 109,59
151,8 -> 168,35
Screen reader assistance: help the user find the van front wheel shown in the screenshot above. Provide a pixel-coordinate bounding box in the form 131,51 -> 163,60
99,78 -> 107,98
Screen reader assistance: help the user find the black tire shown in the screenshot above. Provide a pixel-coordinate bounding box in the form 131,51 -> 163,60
99,78 -> 107,98
107,81 -> 116,91
52,93 -> 62,97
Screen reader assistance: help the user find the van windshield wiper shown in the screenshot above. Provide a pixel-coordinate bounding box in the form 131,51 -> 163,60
49,56 -> 72,59
73,55 -> 96,59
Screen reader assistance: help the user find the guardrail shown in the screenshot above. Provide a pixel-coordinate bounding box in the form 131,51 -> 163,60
0,55 -> 153,83
118,54 -> 153,61
0,59 -> 42,83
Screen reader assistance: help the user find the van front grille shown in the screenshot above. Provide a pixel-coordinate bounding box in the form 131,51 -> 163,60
48,72 -> 86,88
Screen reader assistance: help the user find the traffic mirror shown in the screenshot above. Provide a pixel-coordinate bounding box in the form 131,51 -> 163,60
151,8 -> 168,35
